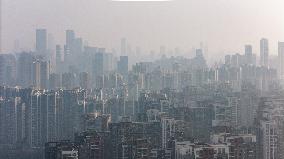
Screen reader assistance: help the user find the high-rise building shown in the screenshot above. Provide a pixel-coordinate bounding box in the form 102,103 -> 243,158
66,30 -> 75,49
93,52 -> 105,77
64,30 -> 75,62
192,49 -> 207,69
0,97 -> 23,145
72,38 -> 83,55
29,90 -> 65,148
79,72 -> 90,89
40,61 -> 50,89
56,45 -> 62,62
161,118 -> 175,149
31,60 -> 41,89
117,56 -> 128,78
49,73 -> 61,90
60,89 -> 86,140
256,95 -> 284,159
278,42 -> 284,79
31,60 -> 50,89
0,54 -> 16,86
224,55 -> 231,66
62,73 -> 76,89
29,90 -> 41,148
260,38 -> 269,67
17,52 -> 35,87
245,45 -> 253,65
104,53 -> 114,73
36,29 -> 47,54
56,45 -> 63,73
231,54 -> 241,67
245,45 -> 252,56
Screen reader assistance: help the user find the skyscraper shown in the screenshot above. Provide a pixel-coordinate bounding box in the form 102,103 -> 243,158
66,30 -> 75,48
278,42 -> 284,79
245,45 -> 252,55
0,97 -> 23,145
79,72 -> 90,89
36,29 -> 47,54
0,54 -> 16,86
56,45 -> 62,72
17,52 -> 35,87
31,60 -> 50,89
65,30 -> 82,63
40,61 -> 50,89
72,38 -> 83,55
31,60 -> 41,89
93,51 -> 105,77
260,38 -> 269,67
29,90 -> 58,148
117,56 -> 129,78
224,55 -> 231,65
49,73 -> 61,90
245,45 -> 253,65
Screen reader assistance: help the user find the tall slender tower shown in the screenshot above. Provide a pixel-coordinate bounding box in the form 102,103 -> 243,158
278,42 -> 284,79
245,45 -> 253,65
36,29 -> 47,54
260,38 -> 269,67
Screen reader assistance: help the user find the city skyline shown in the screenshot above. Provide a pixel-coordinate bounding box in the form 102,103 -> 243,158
1,1 -> 284,159
1,0 -> 284,56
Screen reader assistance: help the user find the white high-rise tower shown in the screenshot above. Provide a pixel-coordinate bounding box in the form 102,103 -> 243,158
260,38 -> 269,67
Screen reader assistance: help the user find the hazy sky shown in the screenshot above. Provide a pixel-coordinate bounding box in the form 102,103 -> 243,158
3,0 -> 284,56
